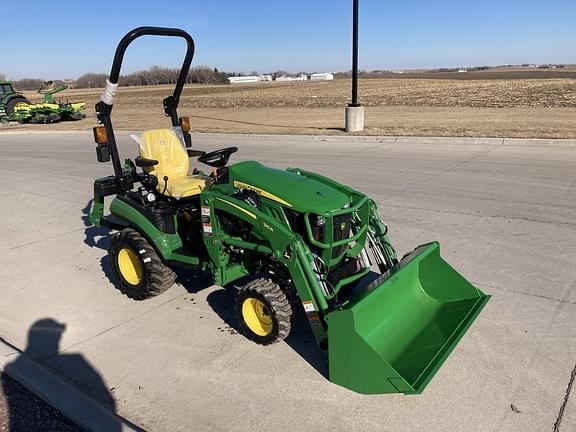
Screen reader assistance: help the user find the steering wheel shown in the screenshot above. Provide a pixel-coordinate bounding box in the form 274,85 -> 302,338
197,146 -> 238,168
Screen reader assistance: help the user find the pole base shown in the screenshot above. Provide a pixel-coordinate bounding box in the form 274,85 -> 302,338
345,105 -> 364,133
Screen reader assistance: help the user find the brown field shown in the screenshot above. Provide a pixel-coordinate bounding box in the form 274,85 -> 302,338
4,72 -> 576,138
358,67 -> 576,81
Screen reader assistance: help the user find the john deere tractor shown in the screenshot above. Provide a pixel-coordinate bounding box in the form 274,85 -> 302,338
0,81 -> 30,123
89,27 -> 490,394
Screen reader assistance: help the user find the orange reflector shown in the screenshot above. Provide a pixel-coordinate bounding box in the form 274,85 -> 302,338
93,126 -> 108,144
180,117 -> 190,133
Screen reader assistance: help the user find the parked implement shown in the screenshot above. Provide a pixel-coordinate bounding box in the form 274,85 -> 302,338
13,80 -> 86,123
89,27 -> 490,394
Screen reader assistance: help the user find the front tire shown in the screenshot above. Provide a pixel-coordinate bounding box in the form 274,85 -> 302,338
234,277 -> 293,345
108,228 -> 176,300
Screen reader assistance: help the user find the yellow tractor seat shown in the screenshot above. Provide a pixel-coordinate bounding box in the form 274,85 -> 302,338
137,128 -> 208,199
163,176 -> 206,198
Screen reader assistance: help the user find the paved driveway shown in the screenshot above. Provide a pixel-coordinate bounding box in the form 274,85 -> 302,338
0,132 -> 574,431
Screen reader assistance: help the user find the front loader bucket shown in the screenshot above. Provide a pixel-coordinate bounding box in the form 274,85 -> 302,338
327,242 -> 489,394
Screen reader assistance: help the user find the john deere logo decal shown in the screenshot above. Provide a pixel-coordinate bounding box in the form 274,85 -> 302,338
340,222 -> 346,231
283,250 -> 292,261
233,180 -> 292,207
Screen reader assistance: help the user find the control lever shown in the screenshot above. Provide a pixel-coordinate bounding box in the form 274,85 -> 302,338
162,176 -> 169,195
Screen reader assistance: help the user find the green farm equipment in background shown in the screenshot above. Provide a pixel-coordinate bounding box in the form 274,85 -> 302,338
89,27 -> 490,395
39,80 -> 86,121
0,80 -> 86,124
14,80 -> 86,123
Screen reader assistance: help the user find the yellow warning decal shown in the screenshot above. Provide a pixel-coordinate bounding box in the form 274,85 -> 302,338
216,198 -> 257,220
233,180 -> 292,208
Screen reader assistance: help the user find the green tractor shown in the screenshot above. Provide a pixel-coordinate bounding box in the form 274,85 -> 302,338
89,27 -> 490,394
0,81 -> 30,123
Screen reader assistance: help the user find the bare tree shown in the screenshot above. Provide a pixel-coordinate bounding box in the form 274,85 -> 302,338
13,78 -> 44,90
76,73 -> 108,88
75,65 -> 230,88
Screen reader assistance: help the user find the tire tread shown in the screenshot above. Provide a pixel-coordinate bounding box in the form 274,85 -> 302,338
234,277 -> 293,345
108,228 -> 176,300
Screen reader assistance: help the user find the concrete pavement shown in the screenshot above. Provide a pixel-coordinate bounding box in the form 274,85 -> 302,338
0,132 -> 575,431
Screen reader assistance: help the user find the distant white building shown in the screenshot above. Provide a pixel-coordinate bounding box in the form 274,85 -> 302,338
261,75 -> 273,81
310,72 -> 334,81
228,76 -> 262,84
275,76 -> 295,82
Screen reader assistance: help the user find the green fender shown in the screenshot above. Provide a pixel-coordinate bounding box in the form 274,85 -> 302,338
110,198 -> 186,262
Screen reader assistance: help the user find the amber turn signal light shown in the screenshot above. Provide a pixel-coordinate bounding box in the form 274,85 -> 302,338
180,117 -> 190,133
93,126 -> 108,144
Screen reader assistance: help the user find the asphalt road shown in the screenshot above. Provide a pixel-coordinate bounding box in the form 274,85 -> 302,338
0,132 -> 575,432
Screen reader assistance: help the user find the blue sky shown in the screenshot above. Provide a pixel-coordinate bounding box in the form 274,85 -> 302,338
2,0 -> 575,79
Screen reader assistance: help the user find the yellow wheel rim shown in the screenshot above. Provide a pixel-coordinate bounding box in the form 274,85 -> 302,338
242,298 -> 273,337
117,248 -> 143,286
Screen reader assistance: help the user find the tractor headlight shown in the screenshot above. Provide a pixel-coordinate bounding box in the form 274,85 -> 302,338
311,215 -> 326,242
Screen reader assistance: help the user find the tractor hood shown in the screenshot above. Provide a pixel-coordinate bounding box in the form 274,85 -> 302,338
228,161 -> 350,213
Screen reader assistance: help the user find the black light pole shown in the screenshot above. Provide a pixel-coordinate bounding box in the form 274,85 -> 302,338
351,0 -> 359,107
345,0 -> 364,132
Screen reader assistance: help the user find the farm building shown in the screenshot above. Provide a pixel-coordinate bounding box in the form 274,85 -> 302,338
310,72 -> 334,81
275,76 -> 295,82
228,76 -> 262,84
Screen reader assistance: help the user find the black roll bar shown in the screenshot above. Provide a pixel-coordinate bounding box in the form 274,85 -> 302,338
95,26 -> 195,192
108,26 -> 195,122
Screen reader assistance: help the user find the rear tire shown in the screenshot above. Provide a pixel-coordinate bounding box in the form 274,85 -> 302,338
5,96 -> 30,116
108,228 -> 176,300
234,277 -> 293,345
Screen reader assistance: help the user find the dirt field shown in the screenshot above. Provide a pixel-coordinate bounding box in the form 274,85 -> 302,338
4,72 -> 576,138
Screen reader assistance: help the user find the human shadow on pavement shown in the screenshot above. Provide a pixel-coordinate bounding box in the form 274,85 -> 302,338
207,285 -> 328,379
1,319 -> 123,431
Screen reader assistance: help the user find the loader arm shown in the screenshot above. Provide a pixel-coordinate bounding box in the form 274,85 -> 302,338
203,189 -> 332,346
